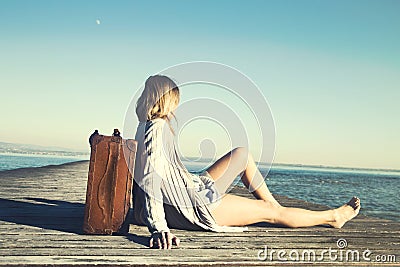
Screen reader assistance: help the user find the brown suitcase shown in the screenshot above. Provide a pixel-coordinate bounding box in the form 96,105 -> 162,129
83,129 -> 137,235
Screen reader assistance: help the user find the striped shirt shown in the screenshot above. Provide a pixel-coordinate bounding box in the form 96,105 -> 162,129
132,118 -> 247,234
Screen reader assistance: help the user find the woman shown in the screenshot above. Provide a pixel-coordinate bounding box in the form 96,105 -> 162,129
132,75 -> 360,249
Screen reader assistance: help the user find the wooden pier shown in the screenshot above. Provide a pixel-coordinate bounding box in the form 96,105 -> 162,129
0,161 -> 398,266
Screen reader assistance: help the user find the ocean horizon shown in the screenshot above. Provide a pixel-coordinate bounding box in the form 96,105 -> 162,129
1,153 -> 399,222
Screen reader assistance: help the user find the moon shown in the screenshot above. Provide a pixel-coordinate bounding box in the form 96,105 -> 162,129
96,19 -> 101,25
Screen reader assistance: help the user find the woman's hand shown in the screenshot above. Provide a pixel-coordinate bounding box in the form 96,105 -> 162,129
149,231 -> 180,249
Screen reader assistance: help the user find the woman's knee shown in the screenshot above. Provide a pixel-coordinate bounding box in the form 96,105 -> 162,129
231,147 -> 250,166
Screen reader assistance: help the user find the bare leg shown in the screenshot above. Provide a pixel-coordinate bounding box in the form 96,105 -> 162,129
206,147 -> 280,207
211,194 -> 361,228
205,147 -> 360,228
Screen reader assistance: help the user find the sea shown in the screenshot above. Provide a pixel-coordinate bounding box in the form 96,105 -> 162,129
1,153 -> 399,222
0,153 -> 89,171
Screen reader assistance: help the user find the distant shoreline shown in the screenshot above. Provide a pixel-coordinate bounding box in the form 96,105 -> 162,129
270,162 -> 400,173
0,152 -> 89,159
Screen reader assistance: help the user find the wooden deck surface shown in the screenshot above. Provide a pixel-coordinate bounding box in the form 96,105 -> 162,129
0,161 -> 398,266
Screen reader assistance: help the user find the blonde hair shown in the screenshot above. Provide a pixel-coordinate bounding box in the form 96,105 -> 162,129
136,75 -> 180,125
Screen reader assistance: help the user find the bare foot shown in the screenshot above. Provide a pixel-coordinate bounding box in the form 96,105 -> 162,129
330,197 -> 361,228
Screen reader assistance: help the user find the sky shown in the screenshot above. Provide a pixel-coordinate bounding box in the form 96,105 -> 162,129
0,0 -> 399,169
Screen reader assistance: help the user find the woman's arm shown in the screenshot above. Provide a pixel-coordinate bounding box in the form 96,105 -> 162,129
141,171 -> 180,249
139,120 -> 180,249
141,172 -> 169,233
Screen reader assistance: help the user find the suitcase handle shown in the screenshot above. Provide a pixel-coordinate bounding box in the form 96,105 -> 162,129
89,128 -> 120,146
113,129 -> 121,137
89,130 -> 99,146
